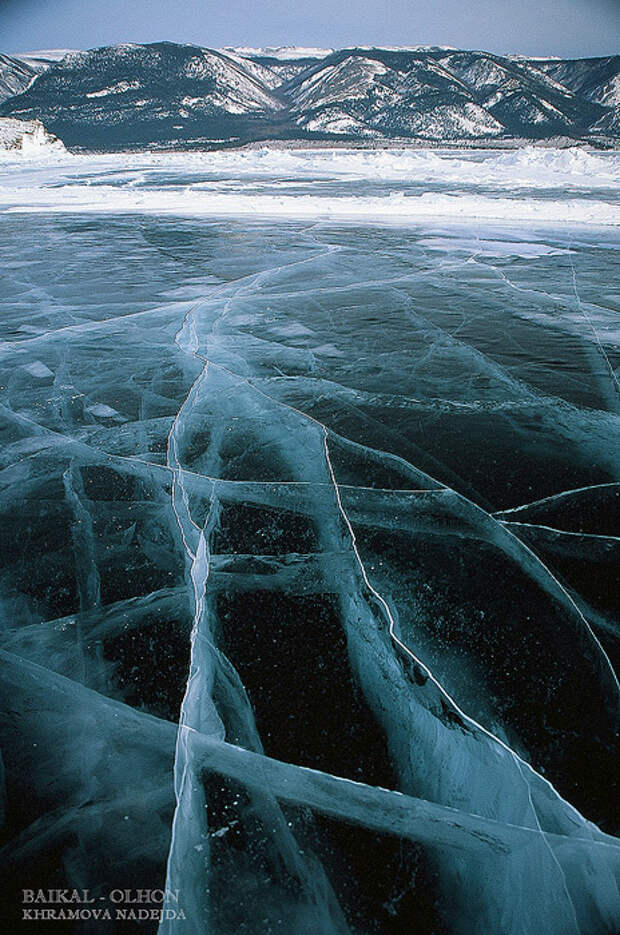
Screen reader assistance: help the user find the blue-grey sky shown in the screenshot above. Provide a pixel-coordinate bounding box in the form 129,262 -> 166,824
1,0 -> 618,58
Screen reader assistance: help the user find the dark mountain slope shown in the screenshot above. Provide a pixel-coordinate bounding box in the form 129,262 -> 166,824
0,42 -> 286,149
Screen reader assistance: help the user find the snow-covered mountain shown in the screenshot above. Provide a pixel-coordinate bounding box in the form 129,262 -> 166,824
0,42 -> 286,149
286,49 -> 506,139
284,47 -> 616,140
0,42 -> 618,149
0,53 -> 36,103
534,55 -> 620,108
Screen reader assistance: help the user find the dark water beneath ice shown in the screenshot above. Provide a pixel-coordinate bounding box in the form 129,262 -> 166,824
0,150 -> 618,935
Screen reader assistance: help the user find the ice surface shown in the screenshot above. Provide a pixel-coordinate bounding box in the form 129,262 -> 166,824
0,149 -> 618,934
1,147 -> 619,229
0,147 -> 619,226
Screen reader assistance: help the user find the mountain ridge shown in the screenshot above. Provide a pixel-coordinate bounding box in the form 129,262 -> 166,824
1,42 -> 618,150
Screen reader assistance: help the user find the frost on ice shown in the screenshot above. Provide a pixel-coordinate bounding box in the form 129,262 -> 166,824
0,151 -> 618,934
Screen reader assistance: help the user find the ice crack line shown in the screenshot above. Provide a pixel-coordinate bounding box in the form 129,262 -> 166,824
161,301 -> 219,932
567,244 -> 620,406
515,756 -> 580,935
494,482 -> 620,517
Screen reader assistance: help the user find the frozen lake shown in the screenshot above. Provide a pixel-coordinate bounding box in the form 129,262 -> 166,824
0,147 -> 619,934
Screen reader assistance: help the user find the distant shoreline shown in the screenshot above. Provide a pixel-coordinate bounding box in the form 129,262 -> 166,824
237,136 -> 613,151
64,135 -> 618,155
